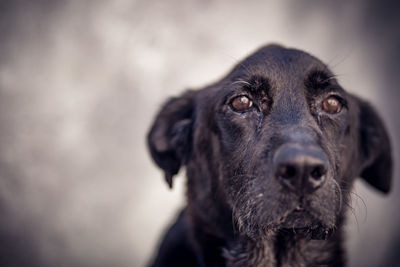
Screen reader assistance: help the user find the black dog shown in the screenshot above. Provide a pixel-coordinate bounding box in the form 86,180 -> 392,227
147,45 -> 392,267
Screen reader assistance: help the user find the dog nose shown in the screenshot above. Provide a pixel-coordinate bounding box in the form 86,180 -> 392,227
273,145 -> 328,194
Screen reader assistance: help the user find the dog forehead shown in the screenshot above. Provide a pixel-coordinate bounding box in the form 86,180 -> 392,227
242,45 -> 325,71
230,45 -> 330,89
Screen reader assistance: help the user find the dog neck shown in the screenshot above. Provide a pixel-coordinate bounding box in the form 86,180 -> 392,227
223,230 -> 344,267
187,204 -> 344,267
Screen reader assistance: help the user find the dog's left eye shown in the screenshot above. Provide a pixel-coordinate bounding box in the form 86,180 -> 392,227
231,95 -> 253,112
322,96 -> 342,114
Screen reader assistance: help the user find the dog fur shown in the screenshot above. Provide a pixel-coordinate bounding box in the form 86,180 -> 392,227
147,45 -> 392,267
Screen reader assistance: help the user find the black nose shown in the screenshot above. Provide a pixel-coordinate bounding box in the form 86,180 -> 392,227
273,145 -> 329,194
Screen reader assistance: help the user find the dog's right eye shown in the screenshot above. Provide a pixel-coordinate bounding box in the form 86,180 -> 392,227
231,95 -> 253,112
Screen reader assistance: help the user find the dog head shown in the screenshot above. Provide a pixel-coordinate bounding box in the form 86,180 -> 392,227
148,45 -> 392,240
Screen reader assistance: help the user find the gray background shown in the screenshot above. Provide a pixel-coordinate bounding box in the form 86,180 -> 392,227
0,0 -> 399,266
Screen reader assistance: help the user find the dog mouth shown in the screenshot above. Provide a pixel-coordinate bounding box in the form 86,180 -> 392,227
280,206 -> 315,228
241,203 -> 334,241
277,205 -> 333,240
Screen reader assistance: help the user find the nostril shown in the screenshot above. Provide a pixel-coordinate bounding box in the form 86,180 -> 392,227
273,144 -> 329,193
277,164 -> 297,180
310,165 -> 327,181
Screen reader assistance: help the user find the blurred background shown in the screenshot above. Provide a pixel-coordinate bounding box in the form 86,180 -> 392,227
0,0 -> 399,266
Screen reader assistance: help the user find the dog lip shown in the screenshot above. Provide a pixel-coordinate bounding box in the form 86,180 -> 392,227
280,209 -> 315,228
295,204 -> 304,211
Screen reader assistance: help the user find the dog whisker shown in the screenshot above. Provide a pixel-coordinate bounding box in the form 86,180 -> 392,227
231,80 -> 251,86
349,191 -> 368,223
321,75 -> 338,84
344,201 -> 360,234
331,178 -> 343,215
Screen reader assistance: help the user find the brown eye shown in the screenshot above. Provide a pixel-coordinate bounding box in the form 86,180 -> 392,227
231,95 -> 253,111
322,96 -> 342,114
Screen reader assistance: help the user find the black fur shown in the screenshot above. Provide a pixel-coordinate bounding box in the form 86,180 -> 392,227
147,45 -> 392,267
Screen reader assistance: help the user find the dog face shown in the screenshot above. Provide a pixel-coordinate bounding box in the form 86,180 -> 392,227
148,45 -> 392,240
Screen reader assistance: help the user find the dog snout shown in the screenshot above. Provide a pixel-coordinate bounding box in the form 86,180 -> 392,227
273,144 -> 329,194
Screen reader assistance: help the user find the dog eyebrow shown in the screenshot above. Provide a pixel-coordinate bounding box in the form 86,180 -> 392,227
305,70 -> 336,91
231,75 -> 271,95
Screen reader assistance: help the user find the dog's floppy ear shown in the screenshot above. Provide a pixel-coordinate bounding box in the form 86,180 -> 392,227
147,90 -> 196,188
358,99 -> 392,193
